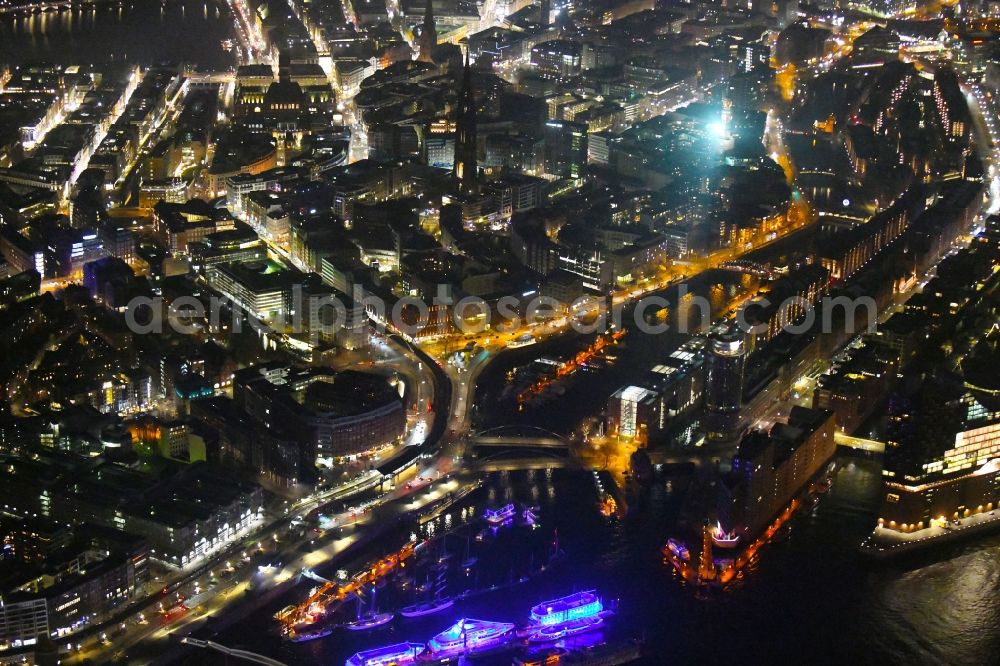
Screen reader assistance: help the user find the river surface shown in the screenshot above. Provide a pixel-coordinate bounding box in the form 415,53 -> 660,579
0,0 -> 236,68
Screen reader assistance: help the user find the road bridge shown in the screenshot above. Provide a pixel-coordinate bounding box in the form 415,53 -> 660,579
468,425 -> 569,449
834,432 -> 885,454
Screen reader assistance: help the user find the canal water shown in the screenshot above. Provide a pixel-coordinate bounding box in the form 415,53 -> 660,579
190,460 -> 1000,666
0,0 -> 236,68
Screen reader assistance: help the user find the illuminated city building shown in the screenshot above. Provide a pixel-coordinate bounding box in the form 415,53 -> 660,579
607,338 -> 706,442
704,324 -> 747,443
0,453 -> 263,568
724,407 -> 836,538
878,362 -> 1000,532
233,364 -> 406,464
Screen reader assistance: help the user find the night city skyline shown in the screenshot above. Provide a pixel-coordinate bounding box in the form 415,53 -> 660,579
2,0 -> 1000,663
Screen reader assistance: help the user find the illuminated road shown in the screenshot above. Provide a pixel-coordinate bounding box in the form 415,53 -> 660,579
963,80 -> 1000,214
83,473 -> 478,665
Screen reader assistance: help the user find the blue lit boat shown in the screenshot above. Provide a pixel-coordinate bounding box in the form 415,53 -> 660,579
426,618 -> 516,656
527,615 -> 604,643
484,504 -> 516,525
345,642 -> 425,666
529,591 -> 603,626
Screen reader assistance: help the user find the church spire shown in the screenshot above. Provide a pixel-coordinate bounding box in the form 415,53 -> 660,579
417,0 -> 437,63
453,53 -> 478,196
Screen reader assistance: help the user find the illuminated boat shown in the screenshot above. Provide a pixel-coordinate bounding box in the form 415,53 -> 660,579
664,539 -> 690,561
343,612 -> 394,631
399,597 -> 454,618
527,615 -> 604,643
345,642 -> 425,666
345,585 -> 394,630
529,591 -> 603,627
484,504 -> 516,525
711,522 -> 740,549
289,626 -> 333,643
426,618 -> 516,656
404,552 -> 452,617
522,507 -> 539,527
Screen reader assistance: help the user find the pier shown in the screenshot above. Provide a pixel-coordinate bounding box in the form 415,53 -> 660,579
275,541 -> 418,635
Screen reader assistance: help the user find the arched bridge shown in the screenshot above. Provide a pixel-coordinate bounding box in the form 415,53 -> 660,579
469,425 -> 568,448
468,426 -> 571,461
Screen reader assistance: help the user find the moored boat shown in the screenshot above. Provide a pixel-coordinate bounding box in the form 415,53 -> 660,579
345,642 -> 425,666
527,615 -> 604,643
289,625 -> 332,643
399,597 -> 454,618
664,539 -> 690,561
343,612 -> 394,631
485,504 -> 516,525
711,522 -> 740,549
529,591 -> 604,627
426,618 -> 516,656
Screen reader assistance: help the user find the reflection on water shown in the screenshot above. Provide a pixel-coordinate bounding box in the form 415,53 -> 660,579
0,0 -> 234,67
198,459 -> 1000,665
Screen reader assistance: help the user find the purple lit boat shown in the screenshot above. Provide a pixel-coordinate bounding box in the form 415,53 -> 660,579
345,642 -> 425,666
426,618 -> 516,656
484,504 -> 516,525
664,539 -> 690,561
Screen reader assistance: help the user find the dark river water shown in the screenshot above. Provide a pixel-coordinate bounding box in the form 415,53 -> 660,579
0,0 -> 236,68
